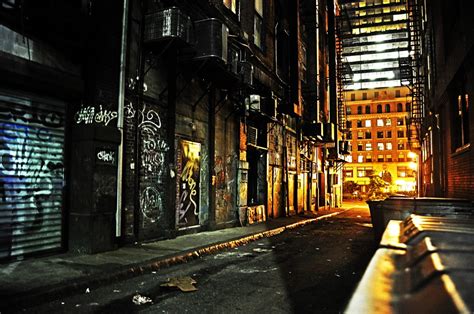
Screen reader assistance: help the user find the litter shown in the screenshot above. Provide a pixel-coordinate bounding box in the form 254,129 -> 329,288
161,276 -> 197,292
85,288 -> 90,293
252,248 -> 272,253
132,294 -> 153,305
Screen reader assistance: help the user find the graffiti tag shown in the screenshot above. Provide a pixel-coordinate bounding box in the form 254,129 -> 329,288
96,150 -> 116,165
75,105 -> 118,126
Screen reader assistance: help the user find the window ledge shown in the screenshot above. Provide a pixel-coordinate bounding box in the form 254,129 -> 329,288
452,143 -> 471,157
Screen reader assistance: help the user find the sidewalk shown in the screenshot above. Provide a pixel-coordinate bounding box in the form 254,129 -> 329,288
0,208 -> 348,311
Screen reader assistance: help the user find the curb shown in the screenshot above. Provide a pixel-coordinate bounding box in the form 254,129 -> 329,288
2,210 -> 345,311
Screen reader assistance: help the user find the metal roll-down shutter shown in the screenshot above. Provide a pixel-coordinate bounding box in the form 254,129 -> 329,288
0,92 -> 65,260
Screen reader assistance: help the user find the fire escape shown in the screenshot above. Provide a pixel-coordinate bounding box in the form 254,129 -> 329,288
333,8 -> 353,171
401,0 -> 424,150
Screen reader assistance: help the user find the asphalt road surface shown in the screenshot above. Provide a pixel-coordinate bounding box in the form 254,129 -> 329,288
19,202 -> 376,314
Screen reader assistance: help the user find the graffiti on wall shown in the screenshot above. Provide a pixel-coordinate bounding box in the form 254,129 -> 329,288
96,149 -> 116,165
140,186 -> 163,222
177,140 -> 201,227
137,103 -> 168,226
139,104 -> 169,177
0,98 -> 64,259
215,153 -> 237,222
75,105 -> 118,126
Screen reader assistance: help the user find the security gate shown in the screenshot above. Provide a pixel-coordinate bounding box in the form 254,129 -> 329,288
0,92 -> 65,260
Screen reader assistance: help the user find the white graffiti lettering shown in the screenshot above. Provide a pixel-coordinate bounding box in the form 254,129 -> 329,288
94,105 -> 118,126
74,105 -> 118,126
97,150 -> 115,164
75,106 -> 95,124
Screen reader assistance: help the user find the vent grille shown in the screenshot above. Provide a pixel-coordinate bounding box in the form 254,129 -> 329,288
247,126 -> 258,146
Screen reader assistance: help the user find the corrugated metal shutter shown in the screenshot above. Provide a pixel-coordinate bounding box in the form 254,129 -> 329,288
0,92 -> 65,260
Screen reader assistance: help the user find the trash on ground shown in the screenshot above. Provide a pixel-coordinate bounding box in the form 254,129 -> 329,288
132,294 -> 153,305
89,302 -> 100,306
85,288 -> 90,293
113,289 -> 121,293
161,276 -> 197,292
252,248 -> 272,253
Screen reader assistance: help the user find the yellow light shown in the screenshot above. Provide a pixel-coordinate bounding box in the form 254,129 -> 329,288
409,162 -> 417,170
407,151 -> 417,159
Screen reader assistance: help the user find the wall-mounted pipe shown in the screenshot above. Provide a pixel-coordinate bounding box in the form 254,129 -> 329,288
116,0 -> 129,237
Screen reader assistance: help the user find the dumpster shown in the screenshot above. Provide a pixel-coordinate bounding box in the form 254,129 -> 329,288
367,197 -> 474,243
346,214 -> 474,313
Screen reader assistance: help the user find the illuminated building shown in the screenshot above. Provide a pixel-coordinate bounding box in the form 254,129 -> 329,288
340,0 -> 409,91
343,87 -> 416,195
338,0 -> 417,196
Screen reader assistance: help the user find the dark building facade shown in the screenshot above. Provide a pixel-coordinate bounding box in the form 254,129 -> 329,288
421,0 -> 474,199
0,0 -> 343,261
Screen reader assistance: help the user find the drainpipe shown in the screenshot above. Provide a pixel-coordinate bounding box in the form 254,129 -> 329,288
116,0 -> 129,237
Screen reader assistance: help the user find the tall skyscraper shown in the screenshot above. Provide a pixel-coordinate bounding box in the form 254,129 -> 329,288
339,0 -> 417,197
340,0 -> 409,90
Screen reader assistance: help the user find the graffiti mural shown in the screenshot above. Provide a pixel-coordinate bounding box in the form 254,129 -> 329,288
177,140 -> 201,227
138,103 -> 168,226
0,95 -> 64,260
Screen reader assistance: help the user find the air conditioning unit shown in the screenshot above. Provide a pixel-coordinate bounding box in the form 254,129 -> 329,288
247,126 -> 258,146
247,95 -> 261,112
194,19 -> 228,63
238,61 -> 253,86
144,8 -> 192,45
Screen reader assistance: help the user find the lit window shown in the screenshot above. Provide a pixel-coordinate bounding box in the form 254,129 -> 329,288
358,155 -> 364,163
377,119 -> 384,127
398,142 -> 404,150
365,120 -> 372,127
386,142 -> 393,150
377,142 -> 384,150
357,131 -> 364,139
254,0 -> 264,49
397,118 -> 404,126
344,168 -> 353,178
366,155 -> 372,162
366,143 -> 372,151
452,93 -> 470,150
386,118 -> 391,126
378,154 -> 384,162
386,154 -> 392,162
